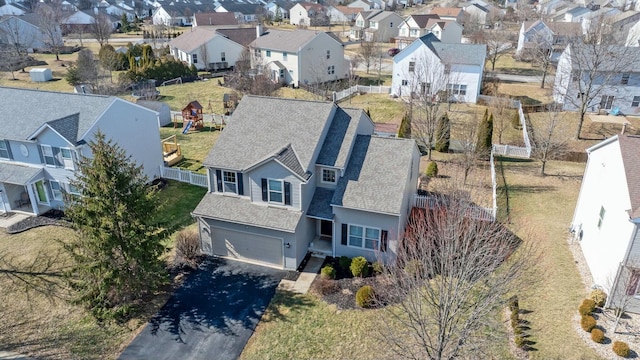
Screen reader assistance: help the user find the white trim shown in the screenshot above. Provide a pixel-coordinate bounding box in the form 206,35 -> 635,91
49,180 -> 63,201
40,144 -> 56,167
222,170 -> 238,194
321,168 -> 337,184
27,123 -> 76,147
331,203 -> 401,216
32,179 -> 50,205
347,223 -> 381,251
60,147 -> 75,170
267,178 -> 285,205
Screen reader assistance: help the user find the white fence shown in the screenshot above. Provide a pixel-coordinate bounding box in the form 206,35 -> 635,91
333,85 -> 392,102
161,167 -> 208,188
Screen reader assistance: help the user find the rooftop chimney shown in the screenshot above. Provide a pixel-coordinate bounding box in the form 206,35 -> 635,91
256,23 -> 263,38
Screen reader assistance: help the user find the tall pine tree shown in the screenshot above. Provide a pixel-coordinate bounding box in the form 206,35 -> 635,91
475,109 -> 493,157
64,132 -> 168,320
435,113 -> 450,152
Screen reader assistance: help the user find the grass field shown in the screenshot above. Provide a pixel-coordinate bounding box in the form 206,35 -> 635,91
0,181 -> 204,360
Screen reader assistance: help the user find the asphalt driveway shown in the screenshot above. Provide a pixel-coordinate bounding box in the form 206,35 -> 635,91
118,258 -> 287,360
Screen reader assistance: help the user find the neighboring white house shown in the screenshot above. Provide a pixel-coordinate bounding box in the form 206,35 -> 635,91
627,20 -> 640,46
571,135 -> 640,313
563,6 -> 592,22
553,44 -> 640,115
327,5 -> 363,24
515,20 -> 581,61
396,14 -> 463,49
152,3 -> 215,26
250,28 -> 346,87
350,10 -> 381,40
169,26 -> 256,70
348,0 -> 375,10
363,10 -> 403,42
464,3 -> 498,27
0,87 -> 163,216
0,3 -> 26,16
192,95 -> 420,270
391,33 -> 486,103
580,7 -> 622,36
215,3 -> 262,23
192,12 -> 239,27
289,2 -> 327,26
264,1 -> 294,20
428,7 -> 465,22
0,14 -> 62,52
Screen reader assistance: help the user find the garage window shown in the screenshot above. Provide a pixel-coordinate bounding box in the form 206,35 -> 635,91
261,178 -> 292,205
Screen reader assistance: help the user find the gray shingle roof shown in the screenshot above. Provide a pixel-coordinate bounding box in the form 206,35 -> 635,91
0,163 -> 42,185
193,12 -> 238,26
316,107 -> 365,169
47,114 -> 80,144
307,187 -> 335,219
332,135 -> 417,214
203,96 -> 336,172
217,3 -> 261,14
0,87 -> 114,142
419,33 -> 486,66
192,192 -> 302,232
618,135 -> 640,218
216,27 -> 257,47
169,27 -> 220,52
251,29 -> 340,53
274,144 -> 310,180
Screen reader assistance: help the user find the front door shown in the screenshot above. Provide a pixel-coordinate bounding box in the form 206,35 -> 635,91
33,180 -> 48,205
320,220 -> 333,237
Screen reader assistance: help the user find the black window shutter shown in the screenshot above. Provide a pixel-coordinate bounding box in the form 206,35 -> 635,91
261,178 -> 268,201
237,173 -> 244,195
284,181 -> 291,205
4,140 -> 13,159
37,146 -> 44,163
341,224 -> 348,245
380,230 -> 388,252
215,169 -> 223,192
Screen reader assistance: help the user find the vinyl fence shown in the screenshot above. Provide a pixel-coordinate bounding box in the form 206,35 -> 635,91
161,167 -> 208,188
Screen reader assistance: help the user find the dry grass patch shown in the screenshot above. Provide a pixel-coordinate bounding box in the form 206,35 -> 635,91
498,158 -> 602,359
496,82 -> 554,104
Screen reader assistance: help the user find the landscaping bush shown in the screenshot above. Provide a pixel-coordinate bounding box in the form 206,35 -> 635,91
356,285 -> 375,308
579,299 -> 597,316
509,296 -> 519,314
580,315 -> 597,332
372,261 -> 384,275
590,289 -> 607,307
404,259 -> 423,277
511,111 -> 522,130
510,311 -> 519,329
350,256 -> 369,277
339,256 -> 352,271
613,341 -> 630,358
314,277 -> 339,295
514,334 -> 525,349
425,161 -> 438,177
591,328 -> 605,343
320,265 -> 336,279
174,229 -> 201,270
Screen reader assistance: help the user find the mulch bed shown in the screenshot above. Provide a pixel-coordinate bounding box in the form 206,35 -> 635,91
309,256 -> 394,310
6,209 -> 70,234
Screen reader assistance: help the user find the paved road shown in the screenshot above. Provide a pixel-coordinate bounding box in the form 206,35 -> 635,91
118,258 -> 287,360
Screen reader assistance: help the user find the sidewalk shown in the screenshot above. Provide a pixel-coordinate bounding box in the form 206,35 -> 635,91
0,213 -> 29,229
278,255 -> 325,294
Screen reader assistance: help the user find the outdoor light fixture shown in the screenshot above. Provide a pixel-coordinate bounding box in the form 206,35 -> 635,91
285,243 -> 291,248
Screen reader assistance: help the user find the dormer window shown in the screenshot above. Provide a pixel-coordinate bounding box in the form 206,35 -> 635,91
322,168 -> 337,184
268,179 -> 284,204
223,171 -> 237,193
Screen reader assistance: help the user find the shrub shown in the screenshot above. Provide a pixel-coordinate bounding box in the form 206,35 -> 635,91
314,277 -> 339,295
579,299 -> 597,316
613,341 -> 630,358
372,261 -> 384,275
174,229 -> 201,270
509,296 -> 519,314
350,256 -> 369,277
514,334 -> 525,349
511,111 -> 522,130
338,256 -> 351,271
590,289 -> 607,307
580,315 -> 597,332
404,260 -> 423,277
591,328 -> 605,343
510,311 -> 519,329
356,285 -> 375,308
425,161 -> 438,177
320,265 -> 336,280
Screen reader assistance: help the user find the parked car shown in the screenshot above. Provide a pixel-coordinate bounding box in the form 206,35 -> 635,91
388,48 -> 400,57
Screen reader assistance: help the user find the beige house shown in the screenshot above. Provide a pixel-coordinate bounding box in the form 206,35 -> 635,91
364,10 -> 403,42
250,28 -> 346,87
428,7 -> 464,22
396,14 -> 462,48
289,2 -> 327,26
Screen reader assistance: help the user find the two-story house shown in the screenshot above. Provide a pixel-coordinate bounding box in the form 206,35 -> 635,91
0,14 -> 63,53
289,2 -> 328,26
215,3 -> 262,24
395,14 -> 463,49
327,5 -> 363,24
192,12 -> 238,27
428,7 -> 464,23
363,10 -> 403,42
250,28 -> 346,87
350,10 -> 381,40
391,33 -> 486,103
152,3 -> 215,26
0,87 -> 163,216
192,96 -> 420,270
553,44 -> 640,115
169,26 -> 256,70
515,20 -> 582,61
571,135 -> 640,313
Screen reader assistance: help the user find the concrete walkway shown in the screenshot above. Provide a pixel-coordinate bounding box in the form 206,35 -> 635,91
278,256 -> 325,294
0,351 -> 36,359
0,213 -> 29,229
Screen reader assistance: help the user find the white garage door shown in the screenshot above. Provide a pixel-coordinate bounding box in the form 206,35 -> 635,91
212,228 -> 284,268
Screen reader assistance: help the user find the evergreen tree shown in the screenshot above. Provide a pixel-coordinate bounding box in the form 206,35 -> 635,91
366,108 -> 371,118
398,112 -> 411,138
475,109 -> 493,157
63,132 -> 168,321
435,113 -> 450,153
120,14 -> 130,32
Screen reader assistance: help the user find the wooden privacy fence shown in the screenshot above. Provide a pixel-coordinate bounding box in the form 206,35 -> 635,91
412,194 -> 496,222
161,166 -> 208,188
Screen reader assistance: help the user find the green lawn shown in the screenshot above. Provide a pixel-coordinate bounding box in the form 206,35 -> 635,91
160,126 -> 220,173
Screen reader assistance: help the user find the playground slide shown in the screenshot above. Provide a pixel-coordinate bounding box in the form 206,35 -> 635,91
182,120 -> 193,134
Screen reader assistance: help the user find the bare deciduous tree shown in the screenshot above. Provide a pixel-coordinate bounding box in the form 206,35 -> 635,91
374,178 -> 535,360
91,13 -> 113,47
357,38 -> 376,74
35,1 -> 64,61
530,105 -> 569,175
483,30 -> 511,72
